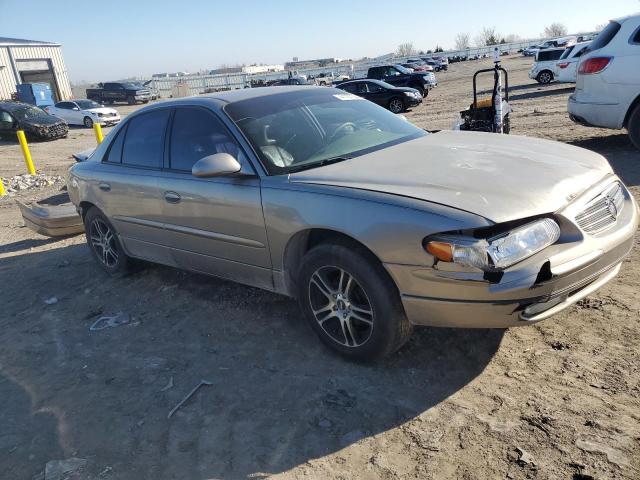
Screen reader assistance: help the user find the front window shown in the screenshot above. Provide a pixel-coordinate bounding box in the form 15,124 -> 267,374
225,89 -> 425,175
76,99 -> 102,109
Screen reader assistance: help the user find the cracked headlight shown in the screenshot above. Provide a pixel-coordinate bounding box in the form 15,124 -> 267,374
425,218 -> 561,271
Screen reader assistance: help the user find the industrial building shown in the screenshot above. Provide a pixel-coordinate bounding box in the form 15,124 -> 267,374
0,37 -> 72,102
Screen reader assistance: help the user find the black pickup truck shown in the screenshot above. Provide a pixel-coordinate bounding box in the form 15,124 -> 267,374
86,82 -> 152,105
367,65 -> 436,97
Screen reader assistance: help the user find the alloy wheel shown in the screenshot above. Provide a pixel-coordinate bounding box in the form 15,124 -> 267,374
84,116 -> 93,128
389,99 -> 403,114
538,72 -> 552,84
308,266 -> 374,348
90,218 -> 119,268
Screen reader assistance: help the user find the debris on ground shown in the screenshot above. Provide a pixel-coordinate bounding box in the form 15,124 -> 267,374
159,376 -> 174,392
43,457 -> 88,480
89,312 -> 131,331
551,340 -> 571,350
515,447 -> 536,467
1,173 -> 63,194
43,296 -> 58,305
167,379 -> 213,419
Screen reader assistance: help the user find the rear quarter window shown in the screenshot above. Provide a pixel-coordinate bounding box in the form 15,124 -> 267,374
589,22 -> 621,51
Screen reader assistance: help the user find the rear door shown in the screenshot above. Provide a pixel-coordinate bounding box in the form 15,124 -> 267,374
95,108 -> 173,264
155,106 -> 272,289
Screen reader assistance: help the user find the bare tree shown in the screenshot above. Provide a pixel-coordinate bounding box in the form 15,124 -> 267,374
396,42 -> 416,57
454,32 -> 471,50
543,22 -> 568,37
594,22 -> 608,32
474,26 -> 500,47
502,33 -> 521,43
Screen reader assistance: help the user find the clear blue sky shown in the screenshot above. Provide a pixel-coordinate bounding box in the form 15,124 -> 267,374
1,0 -> 637,82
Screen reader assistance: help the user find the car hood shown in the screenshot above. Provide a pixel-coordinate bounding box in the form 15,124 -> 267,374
21,115 -> 64,127
288,130 -> 613,223
86,107 -> 118,115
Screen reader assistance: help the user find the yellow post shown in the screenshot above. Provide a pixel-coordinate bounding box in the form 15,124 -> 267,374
0,178 -> 6,196
16,130 -> 36,175
93,122 -> 104,144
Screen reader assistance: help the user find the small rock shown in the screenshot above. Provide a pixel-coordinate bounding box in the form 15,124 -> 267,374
44,457 -> 88,480
551,340 -> 570,350
44,296 -> 58,305
515,447 -> 536,467
318,419 -> 332,429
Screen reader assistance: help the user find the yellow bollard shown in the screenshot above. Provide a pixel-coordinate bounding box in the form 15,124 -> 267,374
93,122 -> 104,144
16,130 -> 36,175
0,178 -> 6,196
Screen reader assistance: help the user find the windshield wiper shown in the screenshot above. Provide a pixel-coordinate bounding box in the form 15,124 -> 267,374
287,156 -> 352,173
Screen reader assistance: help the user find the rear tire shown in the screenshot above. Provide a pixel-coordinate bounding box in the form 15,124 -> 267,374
627,103 -> 640,150
388,97 -> 405,114
536,70 -> 553,84
84,207 -> 131,276
127,96 -> 135,105
297,243 -> 413,361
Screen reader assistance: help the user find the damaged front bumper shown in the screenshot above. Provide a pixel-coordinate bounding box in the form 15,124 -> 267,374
18,193 -> 84,237
386,177 -> 639,328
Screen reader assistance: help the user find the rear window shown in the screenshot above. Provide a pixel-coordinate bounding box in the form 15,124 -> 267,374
537,49 -> 564,61
589,22 -> 621,51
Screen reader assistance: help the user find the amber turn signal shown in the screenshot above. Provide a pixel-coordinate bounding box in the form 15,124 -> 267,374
425,241 -> 454,262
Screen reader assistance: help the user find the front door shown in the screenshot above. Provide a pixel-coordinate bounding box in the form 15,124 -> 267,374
156,106 -> 272,290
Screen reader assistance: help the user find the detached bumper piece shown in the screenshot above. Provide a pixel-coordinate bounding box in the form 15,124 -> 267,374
17,192 -> 84,237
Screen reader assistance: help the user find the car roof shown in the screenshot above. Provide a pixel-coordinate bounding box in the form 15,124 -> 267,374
196,85 -> 325,103
338,79 -> 387,86
613,12 -> 640,24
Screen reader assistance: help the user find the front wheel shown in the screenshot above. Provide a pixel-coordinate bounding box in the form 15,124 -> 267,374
83,116 -> 94,128
298,243 -> 413,361
537,70 -> 553,84
627,103 -> 640,150
388,97 -> 405,114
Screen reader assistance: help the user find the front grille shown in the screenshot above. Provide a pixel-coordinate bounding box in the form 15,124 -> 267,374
575,182 -> 624,234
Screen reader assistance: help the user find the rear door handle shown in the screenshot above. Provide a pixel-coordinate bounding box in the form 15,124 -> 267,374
164,191 -> 181,204
98,182 -> 111,192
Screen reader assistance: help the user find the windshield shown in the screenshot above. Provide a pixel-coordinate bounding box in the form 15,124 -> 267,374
76,99 -> 102,109
9,104 -> 53,122
122,82 -> 143,89
225,89 -> 426,175
394,65 -> 412,74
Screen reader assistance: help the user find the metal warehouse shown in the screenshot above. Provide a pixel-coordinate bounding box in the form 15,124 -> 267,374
0,37 -> 72,102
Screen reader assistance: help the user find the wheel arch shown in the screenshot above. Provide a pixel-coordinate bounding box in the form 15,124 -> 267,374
623,93 -> 640,128
281,228 -> 394,297
78,201 -> 97,221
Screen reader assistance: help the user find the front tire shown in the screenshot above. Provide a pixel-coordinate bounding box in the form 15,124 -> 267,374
627,103 -> 640,150
388,97 -> 405,114
298,243 -> 413,361
536,70 -> 553,84
83,116 -> 94,128
84,207 -> 130,276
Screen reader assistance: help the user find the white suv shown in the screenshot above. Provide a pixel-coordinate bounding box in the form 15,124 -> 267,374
553,41 -> 591,83
568,14 -> 640,149
528,48 -> 566,84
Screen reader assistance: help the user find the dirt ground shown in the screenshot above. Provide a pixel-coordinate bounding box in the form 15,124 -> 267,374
1,56 -> 639,480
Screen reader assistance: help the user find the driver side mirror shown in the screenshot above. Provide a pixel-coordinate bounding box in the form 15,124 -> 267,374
72,107 -> 79,111
192,153 -> 242,178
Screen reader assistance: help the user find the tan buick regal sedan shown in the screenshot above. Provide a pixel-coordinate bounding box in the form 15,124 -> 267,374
67,86 -> 638,361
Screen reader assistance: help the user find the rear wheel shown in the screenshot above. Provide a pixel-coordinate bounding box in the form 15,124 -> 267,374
297,243 -> 413,361
627,103 -> 640,150
83,116 -> 94,128
84,207 -> 130,276
536,70 -> 553,84
388,97 -> 405,114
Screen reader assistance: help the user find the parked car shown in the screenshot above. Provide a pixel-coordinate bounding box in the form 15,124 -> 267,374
143,80 -> 160,100
45,99 -> 120,128
270,77 -> 312,86
401,61 -> 434,73
523,46 -> 541,57
421,58 -> 445,72
0,101 -> 68,140
568,14 -> 640,149
552,41 -> 591,83
86,82 -> 152,105
313,73 -> 351,86
336,79 -> 422,113
67,86 -> 638,361
528,48 -> 566,83
367,65 -> 436,97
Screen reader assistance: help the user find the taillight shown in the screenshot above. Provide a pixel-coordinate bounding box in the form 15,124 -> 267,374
557,62 -> 570,69
578,57 -> 612,75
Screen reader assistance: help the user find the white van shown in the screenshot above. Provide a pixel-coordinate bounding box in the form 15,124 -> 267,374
568,14 -> 640,149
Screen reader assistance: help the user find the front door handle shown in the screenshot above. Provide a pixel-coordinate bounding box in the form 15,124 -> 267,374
164,191 -> 181,204
98,182 -> 111,192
